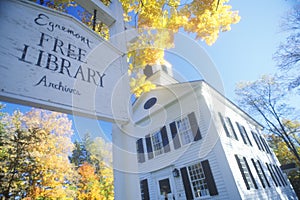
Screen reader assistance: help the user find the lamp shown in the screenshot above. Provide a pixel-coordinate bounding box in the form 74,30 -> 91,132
172,168 -> 180,177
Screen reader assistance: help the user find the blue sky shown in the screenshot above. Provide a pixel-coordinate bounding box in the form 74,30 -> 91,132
203,0 -> 293,100
167,0 -> 295,100
0,0 -> 296,141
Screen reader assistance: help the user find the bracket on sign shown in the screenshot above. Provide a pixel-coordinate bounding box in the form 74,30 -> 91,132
93,9 -> 97,31
75,0 -> 116,27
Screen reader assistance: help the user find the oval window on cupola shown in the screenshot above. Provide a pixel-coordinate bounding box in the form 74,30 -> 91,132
144,97 -> 157,109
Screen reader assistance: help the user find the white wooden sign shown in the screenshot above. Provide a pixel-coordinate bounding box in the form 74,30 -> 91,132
0,0 -> 129,122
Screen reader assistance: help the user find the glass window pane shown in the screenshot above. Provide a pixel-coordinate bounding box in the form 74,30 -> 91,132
159,178 -> 171,195
188,162 -> 209,197
151,131 -> 163,156
177,116 -> 193,145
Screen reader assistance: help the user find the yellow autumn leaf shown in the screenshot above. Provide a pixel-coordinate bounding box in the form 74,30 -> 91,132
121,0 -> 240,97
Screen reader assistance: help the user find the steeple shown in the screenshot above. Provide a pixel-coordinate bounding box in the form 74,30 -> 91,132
143,61 -> 178,86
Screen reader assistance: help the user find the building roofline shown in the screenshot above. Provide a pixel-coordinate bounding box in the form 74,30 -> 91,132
133,79 -> 264,129
199,80 -> 264,129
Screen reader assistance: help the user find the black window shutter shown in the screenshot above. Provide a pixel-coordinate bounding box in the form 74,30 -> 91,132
270,164 -> 282,187
244,157 -> 258,189
266,163 -> 278,187
201,160 -> 218,196
258,161 -> 270,187
251,159 -> 265,188
145,135 -> 153,159
235,155 -> 250,190
180,167 -> 194,200
161,126 -> 170,153
136,138 -> 145,163
170,121 -> 181,149
275,165 -> 287,186
188,112 -> 201,141
273,165 -> 285,186
218,112 -> 230,137
140,179 -> 150,200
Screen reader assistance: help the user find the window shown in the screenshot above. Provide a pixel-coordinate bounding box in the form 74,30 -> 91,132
251,159 -> 270,188
266,163 -> 280,187
219,112 -> 230,137
177,116 -> 194,145
187,160 -> 218,198
151,130 -> 164,156
218,112 -> 238,140
235,155 -> 257,190
169,112 -> 201,149
158,178 -> 171,195
260,137 -> 271,154
257,161 -> 271,187
145,126 -> 170,160
162,65 -> 168,74
251,131 -> 264,151
144,97 -> 157,109
225,117 -> 238,140
181,160 -> 218,199
269,164 -> 287,187
140,179 -> 150,200
274,165 -> 287,186
236,122 -> 252,146
188,162 -> 209,197
143,65 -> 153,78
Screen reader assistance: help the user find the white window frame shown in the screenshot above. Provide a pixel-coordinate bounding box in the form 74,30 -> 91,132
235,155 -> 256,189
176,116 -> 194,146
187,162 -> 209,198
151,130 -> 164,157
224,117 -> 237,139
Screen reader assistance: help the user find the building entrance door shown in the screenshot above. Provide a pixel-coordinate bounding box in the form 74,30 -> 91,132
158,178 -> 174,200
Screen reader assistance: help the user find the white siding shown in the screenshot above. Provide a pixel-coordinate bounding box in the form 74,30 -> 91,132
205,82 -> 298,200
127,81 -> 298,200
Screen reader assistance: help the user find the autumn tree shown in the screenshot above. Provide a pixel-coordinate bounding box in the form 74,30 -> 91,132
77,162 -> 104,200
0,110 -> 41,198
267,133 -> 300,197
69,133 -> 114,199
235,75 -> 300,163
87,137 -> 114,200
0,105 -> 114,199
75,161 -> 114,200
236,75 -> 300,197
268,134 -> 299,166
0,107 -> 77,199
122,0 -> 240,96
274,5 -> 300,92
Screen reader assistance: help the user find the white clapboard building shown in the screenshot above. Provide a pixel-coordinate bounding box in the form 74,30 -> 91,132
113,63 -> 298,200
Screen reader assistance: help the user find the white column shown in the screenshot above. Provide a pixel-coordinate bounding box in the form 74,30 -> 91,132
109,2 -> 140,199
112,123 -> 141,200
108,0 -> 126,53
